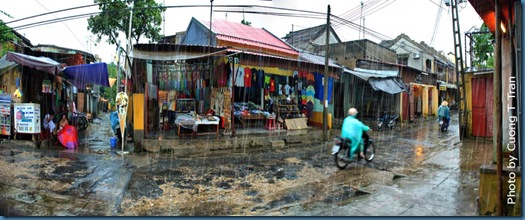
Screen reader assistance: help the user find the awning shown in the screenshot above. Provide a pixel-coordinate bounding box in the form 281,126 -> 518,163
437,80 -> 458,89
344,68 -> 408,94
6,51 -> 64,75
299,51 -> 343,68
130,48 -> 227,61
0,54 -> 17,73
63,62 -> 110,89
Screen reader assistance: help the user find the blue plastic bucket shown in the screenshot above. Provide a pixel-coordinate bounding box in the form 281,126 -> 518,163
110,137 -> 118,148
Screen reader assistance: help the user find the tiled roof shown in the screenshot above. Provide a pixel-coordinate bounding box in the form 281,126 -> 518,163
199,19 -> 298,57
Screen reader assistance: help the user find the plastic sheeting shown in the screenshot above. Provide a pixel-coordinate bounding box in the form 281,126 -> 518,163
63,62 -> 110,89
5,51 -> 63,74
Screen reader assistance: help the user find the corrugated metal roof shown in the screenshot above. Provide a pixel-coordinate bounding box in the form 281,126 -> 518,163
299,52 -> 341,68
217,35 -> 298,56
227,49 -> 299,62
200,19 -> 298,57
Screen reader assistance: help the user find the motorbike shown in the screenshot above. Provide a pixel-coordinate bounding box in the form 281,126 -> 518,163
70,111 -> 89,131
438,116 -> 449,132
59,111 -> 88,132
377,111 -> 399,130
332,132 -> 376,169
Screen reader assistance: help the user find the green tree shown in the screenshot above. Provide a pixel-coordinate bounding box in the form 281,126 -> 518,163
0,10 -> 18,57
472,23 -> 494,69
100,62 -> 120,106
87,0 -> 164,92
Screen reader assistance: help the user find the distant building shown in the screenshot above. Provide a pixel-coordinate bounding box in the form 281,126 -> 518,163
282,24 -> 342,52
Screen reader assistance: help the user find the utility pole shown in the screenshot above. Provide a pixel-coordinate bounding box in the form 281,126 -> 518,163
449,0 -> 468,139
362,17 -> 365,39
323,5 -> 330,141
494,0 -> 503,215
359,2 -> 363,39
116,40 -> 121,92
209,0 -> 214,46
162,0 -> 165,37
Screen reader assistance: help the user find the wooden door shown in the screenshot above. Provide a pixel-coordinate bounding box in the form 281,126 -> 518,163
402,92 -> 409,121
471,78 -> 487,137
484,77 -> 493,137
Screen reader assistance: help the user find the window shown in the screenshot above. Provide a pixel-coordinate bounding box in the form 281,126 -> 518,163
425,59 -> 432,72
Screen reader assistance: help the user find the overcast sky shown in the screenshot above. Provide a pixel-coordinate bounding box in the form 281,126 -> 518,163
2,0 -> 484,63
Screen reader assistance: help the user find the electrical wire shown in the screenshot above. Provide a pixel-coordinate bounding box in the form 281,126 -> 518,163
333,0 -> 382,28
429,0 -> 443,46
4,2 -> 438,64
33,0 -> 88,51
5,3 -> 98,25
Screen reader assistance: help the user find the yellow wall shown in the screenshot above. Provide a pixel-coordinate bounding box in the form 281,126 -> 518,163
479,167 -> 522,216
308,112 -> 332,129
133,93 -> 144,130
422,87 -> 429,116
399,93 -> 404,122
431,87 -> 438,116
465,73 -> 473,134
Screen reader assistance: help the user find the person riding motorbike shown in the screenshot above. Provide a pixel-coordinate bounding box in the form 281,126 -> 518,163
341,108 -> 370,159
438,101 -> 450,130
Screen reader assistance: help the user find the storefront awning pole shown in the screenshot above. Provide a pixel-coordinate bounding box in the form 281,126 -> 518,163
323,5 -> 330,141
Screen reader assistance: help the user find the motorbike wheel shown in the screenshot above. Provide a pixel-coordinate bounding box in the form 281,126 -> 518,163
76,116 -> 88,131
377,120 -> 384,130
441,124 -> 447,132
389,121 -> 396,130
334,146 -> 350,169
364,142 -> 376,162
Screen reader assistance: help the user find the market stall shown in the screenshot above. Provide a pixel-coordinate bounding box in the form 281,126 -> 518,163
175,113 -> 220,138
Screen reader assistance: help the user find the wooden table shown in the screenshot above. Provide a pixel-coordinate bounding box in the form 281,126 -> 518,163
176,114 -> 220,138
236,114 -> 266,128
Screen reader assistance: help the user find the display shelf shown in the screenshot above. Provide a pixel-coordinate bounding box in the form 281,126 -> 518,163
275,99 -> 302,121
175,98 -> 196,113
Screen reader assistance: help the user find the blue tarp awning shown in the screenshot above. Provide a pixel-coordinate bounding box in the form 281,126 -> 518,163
63,62 -> 110,89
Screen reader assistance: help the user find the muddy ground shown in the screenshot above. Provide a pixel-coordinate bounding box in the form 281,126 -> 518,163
0,114 -> 490,216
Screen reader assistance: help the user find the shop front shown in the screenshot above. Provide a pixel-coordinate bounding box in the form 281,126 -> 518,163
408,83 -> 438,118
132,44 -> 339,140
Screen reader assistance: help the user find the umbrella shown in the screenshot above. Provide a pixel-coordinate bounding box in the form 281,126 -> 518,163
57,124 -> 78,149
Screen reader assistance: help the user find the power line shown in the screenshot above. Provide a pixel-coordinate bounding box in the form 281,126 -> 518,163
361,0 -> 399,19
33,0 -> 88,51
5,3 -> 98,25
333,0 -> 382,28
429,0 -> 443,46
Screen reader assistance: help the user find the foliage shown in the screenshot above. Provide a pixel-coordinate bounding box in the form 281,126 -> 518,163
88,0 -> 164,93
0,11 -> 18,57
87,0 -> 165,46
241,19 -> 252,26
472,23 -> 494,69
100,62 -> 121,105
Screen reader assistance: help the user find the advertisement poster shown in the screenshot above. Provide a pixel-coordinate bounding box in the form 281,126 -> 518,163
13,103 -> 41,134
0,93 -> 11,136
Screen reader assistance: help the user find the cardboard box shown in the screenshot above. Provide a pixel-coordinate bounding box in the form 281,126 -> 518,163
284,118 -> 308,130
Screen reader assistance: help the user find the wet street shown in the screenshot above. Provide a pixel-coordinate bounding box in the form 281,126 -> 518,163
0,113 -> 491,216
